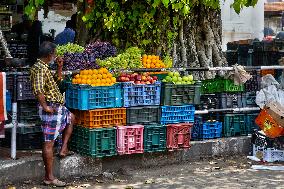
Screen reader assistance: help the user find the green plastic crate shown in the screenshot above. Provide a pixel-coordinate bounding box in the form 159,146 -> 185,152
70,126 -> 117,158
223,114 -> 257,137
223,79 -> 244,93
150,73 -> 168,80
144,124 -> 167,153
201,77 -> 244,94
161,83 -> 201,105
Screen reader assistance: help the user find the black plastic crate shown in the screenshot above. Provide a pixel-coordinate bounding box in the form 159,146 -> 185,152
226,50 -> 238,66
227,42 -> 239,51
18,100 -> 40,124
241,92 -> 257,108
252,51 -> 265,66
220,93 -> 242,109
17,75 -> 35,100
253,41 -> 263,52
198,94 -> 220,110
126,106 -> 161,125
161,83 -> 201,106
245,71 -> 260,92
1,129 -> 43,150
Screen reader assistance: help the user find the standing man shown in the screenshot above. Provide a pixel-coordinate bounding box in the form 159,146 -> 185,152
54,20 -> 75,45
30,41 -> 75,187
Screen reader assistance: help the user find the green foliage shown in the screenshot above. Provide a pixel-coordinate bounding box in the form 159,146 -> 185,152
24,0 -> 259,52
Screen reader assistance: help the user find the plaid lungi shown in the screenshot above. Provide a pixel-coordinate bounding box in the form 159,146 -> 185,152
39,102 -> 72,142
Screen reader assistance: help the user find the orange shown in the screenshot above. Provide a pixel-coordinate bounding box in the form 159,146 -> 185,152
96,79 -> 101,83
107,73 -> 112,78
87,75 -> 93,79
142,54 -> 147,59
81,79 -> 87,84
77,78 -> 82,84
79,70 -> 84,75
92,69 -> 98,75
97,74 -> 103,79
81,75 -> 87,80
156,56 -> 160,60
156,63 -> 160,68
102,74 -> 108,79
111,77 -> 116,83
146,64 -> 151,68
75,74 -> 80,79
146,59 -> 151,64
106,78 -> 111,84
99,68 -> 108,74
72,78 -> 77,84
152,59 -> 157,64
87,79 -> 92,85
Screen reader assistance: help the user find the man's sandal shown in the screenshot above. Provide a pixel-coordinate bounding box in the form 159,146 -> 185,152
44,178 -> 66,187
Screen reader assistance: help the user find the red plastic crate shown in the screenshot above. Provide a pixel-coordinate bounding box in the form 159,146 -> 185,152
167,123 -> 193,151
74,108 -> 126,128
116,125 -> 144,155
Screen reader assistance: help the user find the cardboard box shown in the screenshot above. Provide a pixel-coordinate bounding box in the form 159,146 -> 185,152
264,101 -> 284,127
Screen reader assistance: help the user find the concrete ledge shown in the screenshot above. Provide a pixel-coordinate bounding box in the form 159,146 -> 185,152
0,136 -> 251,185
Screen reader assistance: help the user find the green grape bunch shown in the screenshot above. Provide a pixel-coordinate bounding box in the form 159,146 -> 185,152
56,43 -> 85,56
97,47 -> 143,70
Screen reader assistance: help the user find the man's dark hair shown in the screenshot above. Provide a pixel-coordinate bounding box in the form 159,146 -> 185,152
38,41 -> 56,58
66,20 -> 73,29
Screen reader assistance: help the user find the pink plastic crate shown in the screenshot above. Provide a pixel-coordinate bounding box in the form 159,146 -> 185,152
116,125 -> 144,155
167,123 -> 193,151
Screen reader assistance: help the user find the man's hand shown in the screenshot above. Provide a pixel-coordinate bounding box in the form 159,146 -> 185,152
56,57 -> 64,68
44,106 -> 54,113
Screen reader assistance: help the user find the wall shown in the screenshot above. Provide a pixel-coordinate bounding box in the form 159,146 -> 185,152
221,0 -> 265,50
265,16 -> 281,34
38,8 -> 75,36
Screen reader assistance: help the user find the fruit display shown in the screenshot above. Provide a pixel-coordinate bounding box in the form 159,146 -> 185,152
142,55 -> 166,68
163,55 -> 173,68
56,43 -> 85,56
61,52 -> 99,71
162,71 -> 195,85
72,68 -> 117,86
97,47 -> 143,70
117,72 -> 158,84
84,41 -> 117,60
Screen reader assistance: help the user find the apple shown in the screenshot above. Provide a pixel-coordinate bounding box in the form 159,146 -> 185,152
172,76 -> 178,82
187,81 -> 192,85
182,76 -> 189,82
142,76 -> 147,81
178,77 -> 183,82
168,72 -> 174,77
152,76 -> 158,80
162,79 -> 167,82
120,73 -> 127,77
182,81 -> 187,84
152,80 -> 157,84
188,75 -> 193,82
136,75 -> 142,81
146,81 -> 151,84
130,77 -> 135,81
173,72 -> 180,77
125,77 -> 130,82
135,81 -> 141,84
141,81 -> 145,84
166,76 -> 172,82
176,81 -> 182,85
191,81 -> 195,84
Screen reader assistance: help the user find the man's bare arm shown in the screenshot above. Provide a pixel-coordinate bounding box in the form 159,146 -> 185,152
37,93 -> 54,113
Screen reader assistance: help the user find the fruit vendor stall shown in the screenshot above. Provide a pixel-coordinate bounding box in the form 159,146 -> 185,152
0,30 -> 284,162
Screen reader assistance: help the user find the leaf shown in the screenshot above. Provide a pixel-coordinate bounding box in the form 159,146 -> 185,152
162,0 -> 170,8
152,0 -> 161,8
182,5 -> 190,15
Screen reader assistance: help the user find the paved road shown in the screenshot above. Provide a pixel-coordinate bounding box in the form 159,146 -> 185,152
10,156 -> 284,189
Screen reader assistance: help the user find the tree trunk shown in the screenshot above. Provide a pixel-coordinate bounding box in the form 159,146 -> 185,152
75,0 -> 89,46
173,5 -> 227,80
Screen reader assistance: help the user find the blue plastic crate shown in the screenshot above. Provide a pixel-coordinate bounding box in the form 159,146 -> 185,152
122,82 -> 161,107
161,105 -> 195,124
6,91 -> 12,112
201,122 -> 222,139
66,83 -> 123,110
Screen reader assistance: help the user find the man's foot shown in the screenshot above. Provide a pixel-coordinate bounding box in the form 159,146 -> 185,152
44,178 -> 66,187
58,151 -> 75,159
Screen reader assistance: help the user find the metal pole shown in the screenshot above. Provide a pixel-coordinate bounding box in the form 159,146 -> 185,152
195,107 -> 260,115
11,74 -> 17,159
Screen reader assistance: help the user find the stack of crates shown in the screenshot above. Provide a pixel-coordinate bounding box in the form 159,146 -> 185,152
123,81 -> 162,154
2,74 -> 42,150
68,83 -> 124,157
160,81 -> 198,150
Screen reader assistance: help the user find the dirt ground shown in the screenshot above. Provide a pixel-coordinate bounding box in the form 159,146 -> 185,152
5,156 -> 284,189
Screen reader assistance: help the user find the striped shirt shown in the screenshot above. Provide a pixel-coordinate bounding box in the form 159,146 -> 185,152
30,59 -> 64,104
